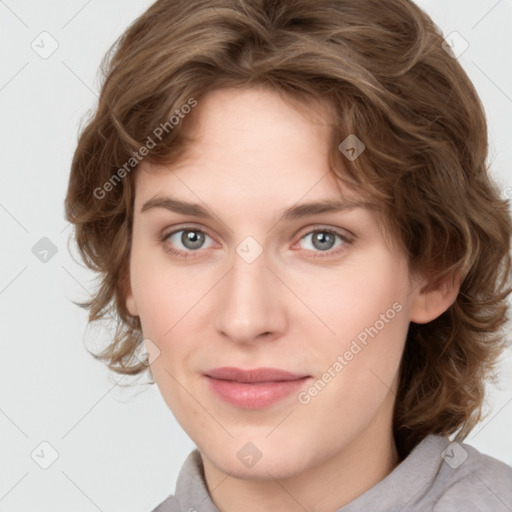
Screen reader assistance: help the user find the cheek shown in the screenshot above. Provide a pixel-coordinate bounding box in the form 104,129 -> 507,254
129,246 -> 200,337
300,249 -> 411,410
129,251 -> 214,395
131,276 -> 174,338
305,250 -> 410,347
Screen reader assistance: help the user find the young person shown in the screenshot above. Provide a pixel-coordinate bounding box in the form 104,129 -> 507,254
64,0 -> 512,510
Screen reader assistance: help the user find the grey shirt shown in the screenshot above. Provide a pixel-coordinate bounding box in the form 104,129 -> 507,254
150,435 -> 512,511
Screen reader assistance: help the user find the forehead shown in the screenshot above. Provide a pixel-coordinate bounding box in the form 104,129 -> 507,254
134,86 -> 355,205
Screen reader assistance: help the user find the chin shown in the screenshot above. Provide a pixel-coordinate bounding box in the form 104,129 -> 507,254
200,440 -> 313,480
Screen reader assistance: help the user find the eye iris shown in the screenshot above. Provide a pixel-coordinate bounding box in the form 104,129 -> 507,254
312,231 -> 335,251
182,230 -> 204,250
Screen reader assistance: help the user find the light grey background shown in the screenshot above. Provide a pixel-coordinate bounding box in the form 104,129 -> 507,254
1,1 -> 511,511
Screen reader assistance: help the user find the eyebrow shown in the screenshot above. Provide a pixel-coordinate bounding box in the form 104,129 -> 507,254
141,195 -> 374,222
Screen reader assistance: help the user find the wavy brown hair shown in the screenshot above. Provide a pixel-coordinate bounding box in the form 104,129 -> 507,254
64,0 -> 511,457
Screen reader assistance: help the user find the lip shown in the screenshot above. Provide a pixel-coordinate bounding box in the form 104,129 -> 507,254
205,367 -> 309,383
204,367 -> 311,409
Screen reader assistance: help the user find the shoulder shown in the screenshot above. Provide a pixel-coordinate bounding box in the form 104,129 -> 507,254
149,495 -> 181,512
432,439 -> 512,511
147,450 -> 216,512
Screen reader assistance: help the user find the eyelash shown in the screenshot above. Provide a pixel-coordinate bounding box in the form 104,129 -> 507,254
160,225 -> 353,260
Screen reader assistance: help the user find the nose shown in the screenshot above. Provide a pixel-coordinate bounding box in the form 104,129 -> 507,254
213,249 -> 287,344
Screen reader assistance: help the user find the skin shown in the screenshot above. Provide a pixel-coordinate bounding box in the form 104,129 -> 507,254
125,86 -> 459,512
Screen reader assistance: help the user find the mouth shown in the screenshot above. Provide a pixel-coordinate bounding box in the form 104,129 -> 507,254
203,367 -> 311,409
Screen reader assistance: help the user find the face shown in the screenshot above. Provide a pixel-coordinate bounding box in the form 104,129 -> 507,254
126,86 -> 419,480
